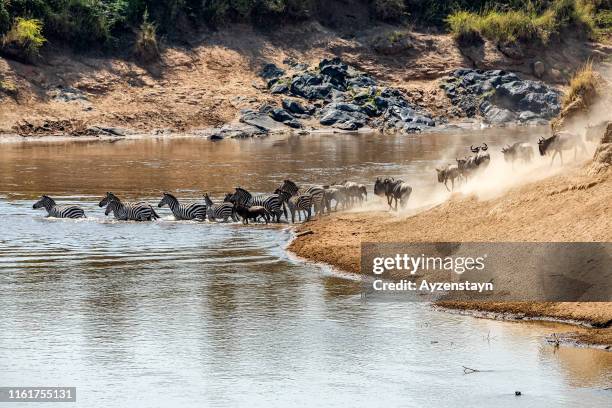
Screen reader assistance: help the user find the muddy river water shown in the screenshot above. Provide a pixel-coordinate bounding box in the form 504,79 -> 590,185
1,128 -> 611,407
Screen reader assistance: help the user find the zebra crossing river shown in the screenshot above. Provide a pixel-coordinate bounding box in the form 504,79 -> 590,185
1,129 -> 611,408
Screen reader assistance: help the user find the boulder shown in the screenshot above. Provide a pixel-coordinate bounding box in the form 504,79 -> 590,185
444,68 -> 561,123
319,106 -> 368,130
533,61 -> 545,78
260,63 -> 285,80
269,108 -> 302,128
282,99 -> 313,116
240,109 -> 289,132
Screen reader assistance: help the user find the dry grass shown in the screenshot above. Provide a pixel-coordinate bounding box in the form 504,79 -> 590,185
562,60 -> 600,110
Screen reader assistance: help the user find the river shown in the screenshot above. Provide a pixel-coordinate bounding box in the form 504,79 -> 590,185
1,128 -> 611,407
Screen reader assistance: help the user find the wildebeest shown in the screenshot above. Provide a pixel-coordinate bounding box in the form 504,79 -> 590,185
357,184 -> 367,203
374,178 -> 412,210
323,185 -> 348,212
435,164 -> 461,191
501,142 -> 534,167
233,203 -> 270,224
537,132 -> 587,165
456,143 -> 490,179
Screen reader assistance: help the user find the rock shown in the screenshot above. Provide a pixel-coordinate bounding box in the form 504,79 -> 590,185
240,109 -> 289,132
290,73 -> 333,100
269,81 -> 289,94
347,75 -> 377,88
319,105 -> 368,130
209,123 -> 266,139
533,61 -> 545,78
319,57 -> 348,83
444,68 -> 561,123
282,99 -> 313,116
259,63 -> 285,80
269,108 -> 302,128
480,101 -> 517,124
372,32 -> 414,55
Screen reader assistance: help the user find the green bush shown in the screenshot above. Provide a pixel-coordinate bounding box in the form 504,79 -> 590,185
0,1 -> 10,37
2,17 -> 46,58
446,11 -> 482,45
447,0 -> 596,46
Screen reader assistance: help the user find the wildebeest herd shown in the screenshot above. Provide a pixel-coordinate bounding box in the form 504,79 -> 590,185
31,130 -> 592,222
435,130 -> 589,191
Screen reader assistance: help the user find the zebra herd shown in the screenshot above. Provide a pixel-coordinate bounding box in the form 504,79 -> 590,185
31,180 -> 370,222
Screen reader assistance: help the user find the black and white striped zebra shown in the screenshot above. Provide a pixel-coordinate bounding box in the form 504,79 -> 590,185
279,180 -> 326,217
158,192 -> 207,221
227,187 -> 285,222
275,188 -> 312,223
99,192 -> 159,221
33,195 -> 85,219
203,193 -> 237,222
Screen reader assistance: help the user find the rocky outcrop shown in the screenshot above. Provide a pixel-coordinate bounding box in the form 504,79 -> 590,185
441,68 -> 561,125
259,57 -> 436,133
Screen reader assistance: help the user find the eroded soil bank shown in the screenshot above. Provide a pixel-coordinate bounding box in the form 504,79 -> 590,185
288,149 -> 612,346
1,22 -> 610,138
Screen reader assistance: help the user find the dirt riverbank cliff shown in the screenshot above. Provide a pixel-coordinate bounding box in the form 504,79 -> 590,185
1,22 -> 611,138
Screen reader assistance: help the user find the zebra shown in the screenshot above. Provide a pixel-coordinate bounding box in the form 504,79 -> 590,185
33,195 -> 86,219
203,193 -> 237,222
279,179 -> 325,217
227,187 -> 285,222
374,178 -> 412,210
158,192 -> 207,221
99,192 -> 159,221
275,188 -> 312,223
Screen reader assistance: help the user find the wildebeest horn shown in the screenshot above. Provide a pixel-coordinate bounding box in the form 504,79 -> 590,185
481,143 -> 488,151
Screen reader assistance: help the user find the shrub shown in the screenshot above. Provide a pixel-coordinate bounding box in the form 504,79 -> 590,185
372,0 -> 406,21
562,60 -> 599,109
446,11 -> 483,46
45,0 -> 111,49
134,11 -> 159,62
2,18 -> 46,59
479,10 -> 537,44
0,1 -> 10,37
447,1 -> 596,46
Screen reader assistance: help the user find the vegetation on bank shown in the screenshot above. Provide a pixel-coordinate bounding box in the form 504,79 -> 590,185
447,0 -> 611,46
0,0 -> 609,61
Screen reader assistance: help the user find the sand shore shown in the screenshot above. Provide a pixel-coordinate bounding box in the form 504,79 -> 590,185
288,159 -> 612,347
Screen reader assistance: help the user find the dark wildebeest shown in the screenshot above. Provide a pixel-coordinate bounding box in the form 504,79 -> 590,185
501,142 -> 534,168
374,178 -> 412,211
537,132 -> 587,165
233,203 -> 271,224
323,185 -> 347,212
436,164 -> 461,191
456,143 -> 490,180
357,184 -> 367,203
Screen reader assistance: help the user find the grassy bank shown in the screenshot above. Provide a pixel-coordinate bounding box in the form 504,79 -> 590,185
447,0 -> 611,45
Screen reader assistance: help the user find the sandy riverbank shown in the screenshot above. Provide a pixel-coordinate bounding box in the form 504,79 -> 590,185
288,130 -> 612,347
